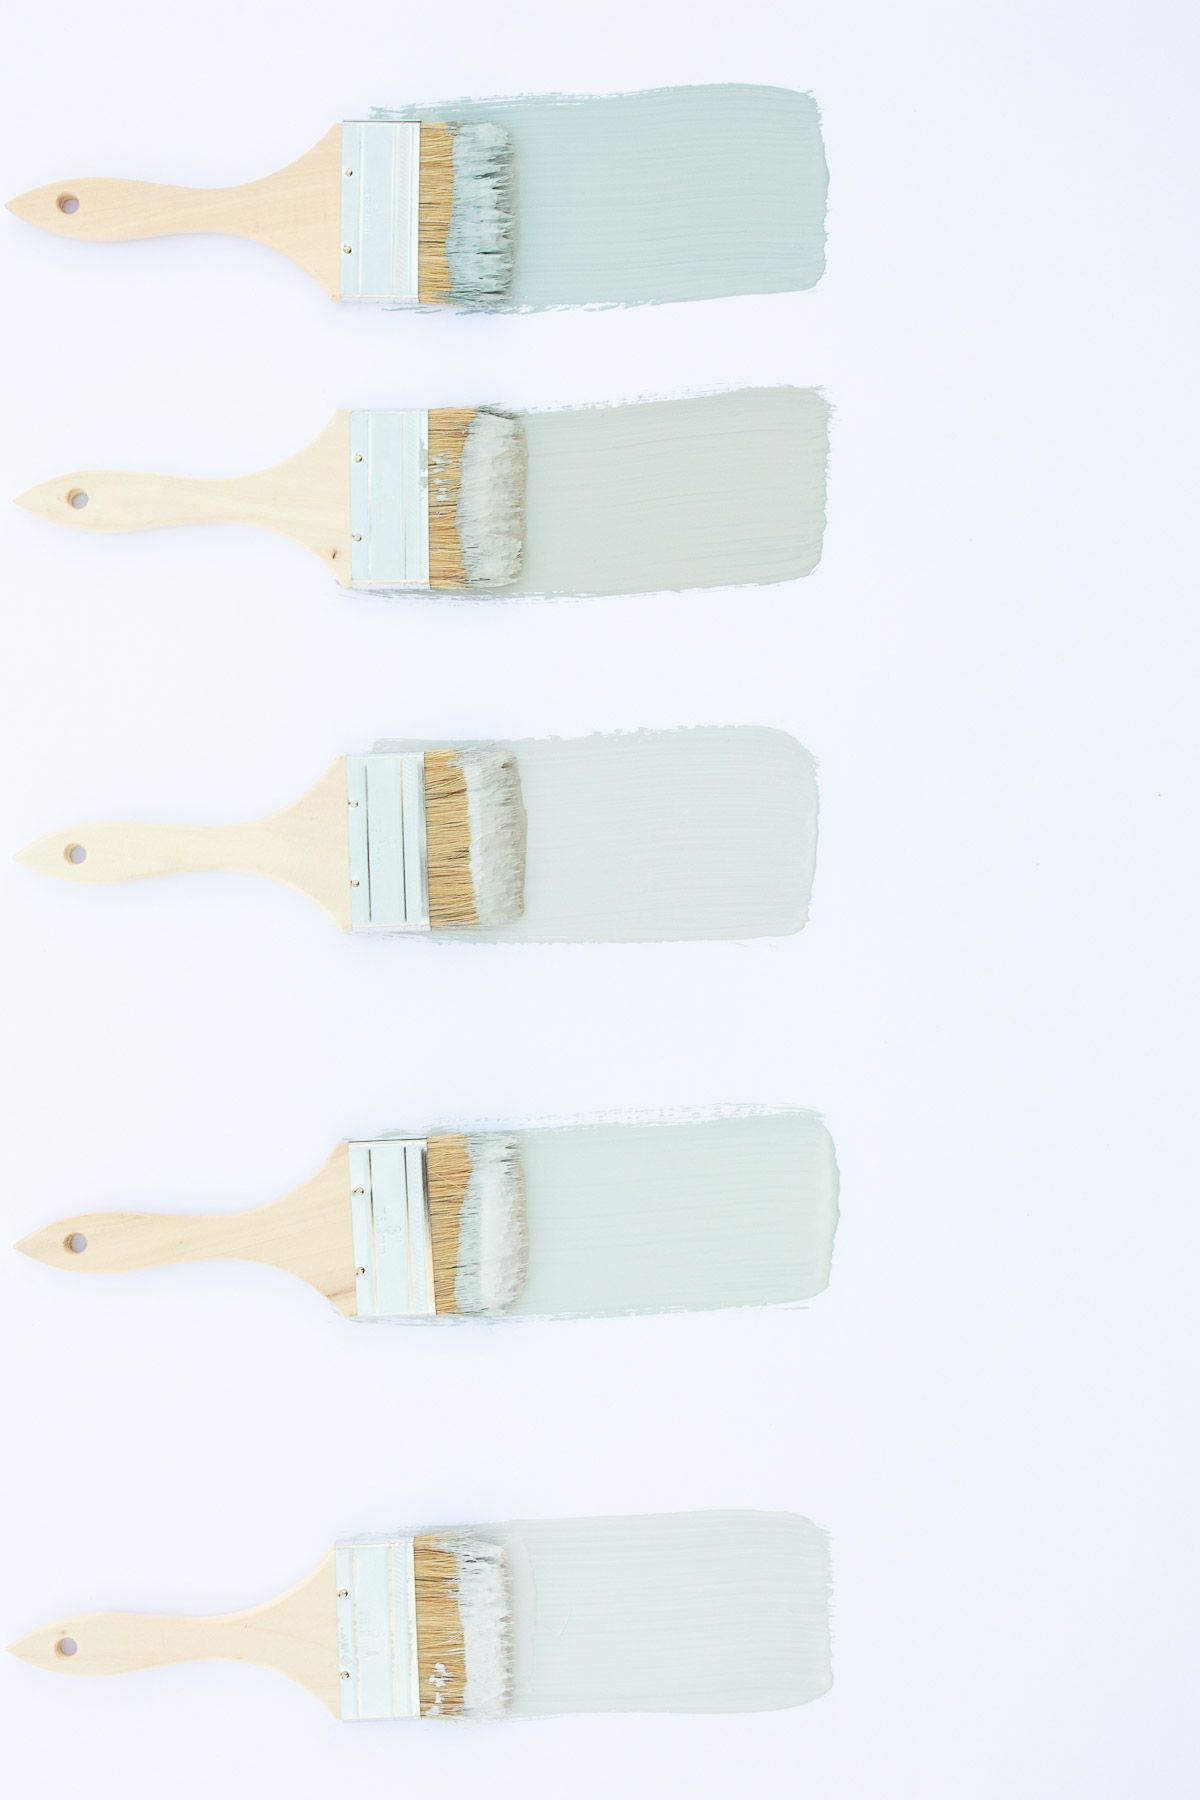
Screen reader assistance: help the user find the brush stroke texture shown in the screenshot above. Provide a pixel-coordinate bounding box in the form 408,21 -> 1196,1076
482,1512 -> 832,1714
508,1111 -> 838,1315
507,388 -> 828,596
379,85 -> 827,307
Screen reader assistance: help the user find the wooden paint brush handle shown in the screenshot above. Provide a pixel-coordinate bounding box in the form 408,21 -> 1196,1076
16,468 -> 316,534
16,817 -> 311,885
15,1148 -> 356,1314
5,128 -> 343,295
17,1208 -> 281,1271
14,759 -> 352,926
13,413 -> 351,576
9,176 -> 289,240
7,1553 -> 340,1712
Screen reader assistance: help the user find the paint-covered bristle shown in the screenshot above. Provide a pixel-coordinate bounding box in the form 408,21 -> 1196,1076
428,408 -> 526,590
414,1534 -> 510,1718
424,747 -> 526,930
428,1132 -> 528,1315
416,122 -> 514,307
413,1540 -> 466,1715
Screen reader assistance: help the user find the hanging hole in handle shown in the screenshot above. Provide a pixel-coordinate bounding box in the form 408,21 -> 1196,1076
55,1637 -> 78,1657
56,194 -> 79,215
64,843 -> 87,865
65,1233 -> 87,1254
67,489 -> 88,510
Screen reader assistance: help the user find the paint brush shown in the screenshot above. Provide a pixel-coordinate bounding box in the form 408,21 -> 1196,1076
9,1512 -> 831,1717
14,388 -> 828,594
8,119 -> 513,306
7,85 -> 826,308
15,728 -> 818,942
16,1112 -> 838,1320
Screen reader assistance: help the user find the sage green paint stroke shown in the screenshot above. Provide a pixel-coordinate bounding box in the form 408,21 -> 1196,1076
377,85 -> 827,307
514,387 -> 828,597
490,1512 -> 832,1714
508,1111 -> 839,1317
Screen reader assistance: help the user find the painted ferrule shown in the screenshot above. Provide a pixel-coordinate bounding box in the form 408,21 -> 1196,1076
348,409 -> 430,589
339,122 -> 420,303
348,1137 -> 435,1318
335,1534 -> 419,1719
346,753 -> 429,932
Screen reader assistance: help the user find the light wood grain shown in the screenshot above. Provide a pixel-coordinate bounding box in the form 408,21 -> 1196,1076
16,1146 -> 356,1316
5,127 -> 343,295
7,1551 -> 341,1713
14,412 -> 353,579
14,757 -> 354,928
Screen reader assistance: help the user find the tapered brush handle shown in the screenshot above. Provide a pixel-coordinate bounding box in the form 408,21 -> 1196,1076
17,817 -> 308,884
15,1147 -> 357,1314
9,177 -> 283,240
5,128 -> 343,295
12,1609 -> 268,1675
16,469 -> 314,534
13,413 -> 351,577
14,759 -> 353,927
7,1553 -> 340,1712
18,1208 -> 276,1270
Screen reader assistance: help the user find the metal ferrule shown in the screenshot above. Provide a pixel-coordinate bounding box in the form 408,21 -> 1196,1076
335,1534 -> 419,1720
348,409 -> 431,589
346,753 -> 430,932
349,1138 -> 436,1319
339,121 -> 420,303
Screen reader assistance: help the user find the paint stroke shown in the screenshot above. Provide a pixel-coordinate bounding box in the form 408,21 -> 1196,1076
507,1112 -> 838,1316
509,387 -> 828,597
485,1512 -> 832,1714
379,85 -> 828,307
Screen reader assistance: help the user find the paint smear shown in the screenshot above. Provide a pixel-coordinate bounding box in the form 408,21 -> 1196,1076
379,727 -> 819,942
506,1111 -> 839,1316
380,85 -> 827,307
480,1512 -> 831,1714
504,388 -> 828,597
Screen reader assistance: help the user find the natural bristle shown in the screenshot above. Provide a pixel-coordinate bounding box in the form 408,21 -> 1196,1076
424,750 -> 477,926
413,1538 -> 467,1716
426,1134 -> 471,1315
416,124 -> 455,305
427,410 -> 473,589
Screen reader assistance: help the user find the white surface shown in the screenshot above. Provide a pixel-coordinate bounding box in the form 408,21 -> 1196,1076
0,4 -> 1196,1797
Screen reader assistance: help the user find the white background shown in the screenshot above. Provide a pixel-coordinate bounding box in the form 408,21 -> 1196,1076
0,3 -> 1197,1795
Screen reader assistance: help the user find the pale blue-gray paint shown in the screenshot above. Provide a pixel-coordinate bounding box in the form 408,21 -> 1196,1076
377,85 -> 827,307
